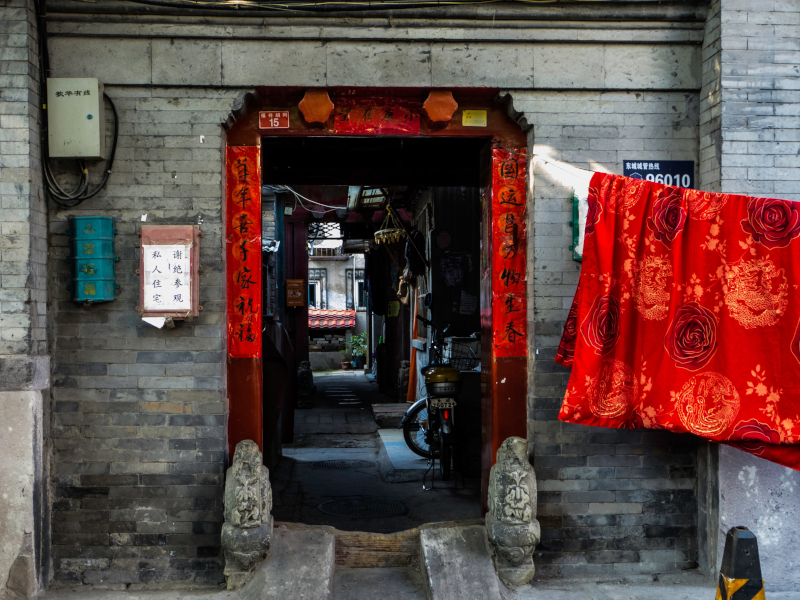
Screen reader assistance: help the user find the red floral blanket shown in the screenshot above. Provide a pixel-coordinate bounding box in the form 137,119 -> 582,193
556,173 -> 800,471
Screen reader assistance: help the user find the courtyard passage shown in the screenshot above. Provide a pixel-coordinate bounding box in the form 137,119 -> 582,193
271,370 -> 481,532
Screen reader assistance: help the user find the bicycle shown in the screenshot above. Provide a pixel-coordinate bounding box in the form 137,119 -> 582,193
398,315 -> 477,482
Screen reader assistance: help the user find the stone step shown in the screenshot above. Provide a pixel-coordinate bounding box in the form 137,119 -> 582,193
336,528 -> 421,569
274,521 -> 483,571
376,429 -> 430,483
419,525 -> 503,600
333,567 -> 426,600
371,403 -> 407,428
239,525 -> 335,600
251,521 -> 489,600
334,521 -> 484,569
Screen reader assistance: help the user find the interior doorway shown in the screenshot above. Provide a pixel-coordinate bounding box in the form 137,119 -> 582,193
264,138 -> 486,530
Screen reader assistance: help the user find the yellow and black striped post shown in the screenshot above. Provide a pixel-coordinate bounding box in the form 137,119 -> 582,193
715,526 -> 766,600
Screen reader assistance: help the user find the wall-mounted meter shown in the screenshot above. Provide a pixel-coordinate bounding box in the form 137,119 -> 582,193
47,78 -> 105,159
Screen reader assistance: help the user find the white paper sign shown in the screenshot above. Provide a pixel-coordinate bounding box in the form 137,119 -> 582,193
143,244 -> 191,311
459,290 -> 478,315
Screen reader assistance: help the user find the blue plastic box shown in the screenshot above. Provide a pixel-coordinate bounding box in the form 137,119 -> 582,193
67,216 -> 119,302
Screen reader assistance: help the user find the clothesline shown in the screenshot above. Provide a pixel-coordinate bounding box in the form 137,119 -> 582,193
531,154 -> 594,175
531,155 -> 594,202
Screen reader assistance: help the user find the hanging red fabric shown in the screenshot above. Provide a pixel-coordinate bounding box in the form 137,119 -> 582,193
556,173 -> 800,471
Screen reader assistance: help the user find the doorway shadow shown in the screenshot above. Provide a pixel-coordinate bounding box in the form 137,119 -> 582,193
270,371 -> 480,533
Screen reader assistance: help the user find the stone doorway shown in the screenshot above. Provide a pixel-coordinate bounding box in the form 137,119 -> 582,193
223,87 -> 530,511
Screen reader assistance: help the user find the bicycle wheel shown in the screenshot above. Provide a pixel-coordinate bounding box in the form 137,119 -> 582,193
439,434 -> 451,481
402,402 -> 437,459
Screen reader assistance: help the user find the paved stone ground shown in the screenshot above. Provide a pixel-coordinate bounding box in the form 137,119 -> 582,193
271,371 -> 481,532
39,573 -> 800,600
330,568 -> 800,600
378,429 -> 429,474
288,433 -> 378,448
293,371 -> 381,434
293,409 -> 377,434
506,571 -> 800,600
333,567 -> 425,600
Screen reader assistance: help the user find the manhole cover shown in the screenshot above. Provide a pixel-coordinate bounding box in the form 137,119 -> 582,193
317,497 -> 408,518
311,460 -> 377,470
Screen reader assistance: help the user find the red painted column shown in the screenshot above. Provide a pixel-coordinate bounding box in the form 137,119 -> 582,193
225,145 -> 263,458
482,147 -> 529,508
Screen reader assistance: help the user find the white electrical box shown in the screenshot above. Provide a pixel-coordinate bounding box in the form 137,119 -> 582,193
47,78 -> 105,159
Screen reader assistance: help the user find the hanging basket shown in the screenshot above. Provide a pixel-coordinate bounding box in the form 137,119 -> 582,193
374,207 -> 407,245
374,228 -> 406,244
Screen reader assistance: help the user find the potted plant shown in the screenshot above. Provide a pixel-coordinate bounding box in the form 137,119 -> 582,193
347,332 -> 368,369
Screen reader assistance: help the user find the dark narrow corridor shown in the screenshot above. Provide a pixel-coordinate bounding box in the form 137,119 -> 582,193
270,371 -> 481,533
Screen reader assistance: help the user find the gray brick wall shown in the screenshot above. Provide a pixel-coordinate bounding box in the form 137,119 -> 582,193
48,87 -> 238,587
0,0 -> 48,367
0,0 -> 52,593
700,0 -> 800,590
36,2 -> 710,586
715,0 -> 799,201
516,90 -> 701,576
699,0 -> 722,193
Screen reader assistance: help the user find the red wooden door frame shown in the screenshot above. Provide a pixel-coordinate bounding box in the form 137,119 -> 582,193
224,88 -> 528,507
282,216 -> 310,444
225,145 -> 263,458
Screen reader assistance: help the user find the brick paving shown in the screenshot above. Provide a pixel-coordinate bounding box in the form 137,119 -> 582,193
271,371 -> 480,532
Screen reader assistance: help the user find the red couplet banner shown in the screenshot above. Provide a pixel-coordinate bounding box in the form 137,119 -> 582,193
491,148 -> 528,358
225,146 -> 262,358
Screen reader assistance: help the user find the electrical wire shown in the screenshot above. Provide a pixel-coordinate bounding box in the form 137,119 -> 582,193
264,184 -> 344,214
33,0 -> 119,208
100,0 -> 600,13
289,186 -> 345,210
531,154 -> 593,176
43,94 -> 119,208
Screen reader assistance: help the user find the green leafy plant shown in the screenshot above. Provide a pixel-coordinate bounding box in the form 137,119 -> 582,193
346,332 -> 368,357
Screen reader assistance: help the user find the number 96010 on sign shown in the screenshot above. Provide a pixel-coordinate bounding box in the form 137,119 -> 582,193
623,159 -> 694,190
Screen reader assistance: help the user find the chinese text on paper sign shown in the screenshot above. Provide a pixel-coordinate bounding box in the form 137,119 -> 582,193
142,244 -> 192,311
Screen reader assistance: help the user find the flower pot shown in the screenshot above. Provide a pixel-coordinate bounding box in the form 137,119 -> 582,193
341,361 -> 352,370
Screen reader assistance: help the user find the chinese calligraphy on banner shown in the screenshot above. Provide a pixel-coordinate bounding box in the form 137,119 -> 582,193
334,98 -> 421,135
226,146 -> 262,358
491,148 -> 528,357
143,245 -> 192,311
